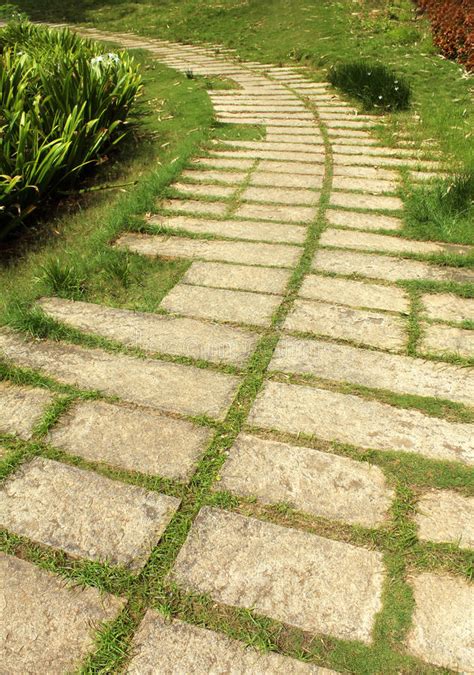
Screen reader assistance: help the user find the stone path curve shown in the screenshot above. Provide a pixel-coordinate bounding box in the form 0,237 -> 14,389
1,25 -> 473,674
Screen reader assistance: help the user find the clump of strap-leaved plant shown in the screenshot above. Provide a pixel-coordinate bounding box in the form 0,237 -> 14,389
0,17 -> 142,238
328,61 -> 411,112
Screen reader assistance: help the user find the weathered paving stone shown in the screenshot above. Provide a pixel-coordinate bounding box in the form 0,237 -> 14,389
406,573 -> 474,671
171,507 -> 385,643
161,198 -> 228,216
150,214 -> 305,244
329,128 -> 373,139
330,191 -> 403,211
320,228 -> 454,255
116,233 -> 300,267
325,119 -> 375,129
270,335 -> 474,406
180,169 -> 247,185
421,324 -> 474,359
212,148 -> 323,161
0,382 -> 52,440
326,209 -> 402,231
284,298 -> 406,350
47,400 -> 211,480
173,182 -> 235,199
415,490 -> 474,548
1,553 -> 125,675
248,381 -> 474,464
127,611 -> 335,675
333,153 -> 439,169
193,157 -> 254,170
258,160 -> 325,175
251,170 -> 323,189
183,261 -> 291,294
221,140 -> 322,152
38,297 -> 258,366
313,249 -> 474,284
242,186 -> 319,206
219,434 -> 393,526
235,202 -> 317,224
161,284 -> 280,327
0,330 -> 239,420
333,165 -> 398,180
422,293 -> 474,323
332,144 -> 418,158
299,274 -> 409,313
0,458 -> 180,569
332,176 -> 398,193
265,133 -> 323,144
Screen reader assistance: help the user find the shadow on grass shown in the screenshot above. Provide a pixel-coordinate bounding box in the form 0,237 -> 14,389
11,0 -> 127,23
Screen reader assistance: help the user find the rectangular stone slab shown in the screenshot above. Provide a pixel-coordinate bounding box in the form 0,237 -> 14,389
38,297 -> 258,366
0,330 -> 239,420
258,160 -> 325,175
0,458 -> 180,570
299,275 -> 409,313
248,381 -> 474,465
182,261 -> 291,294
313,249 -> 473,284
415,489 -> 474,549
218,433 -> 393,526
284,298 -> 406,351
406,573 -> 474,672
235,203 -> 316,224
326,209 -> 402,231
333,166 -> 398,180
116,233 -> 300,268
329,192 -> 403,211
150,214 -> 306,244
421,324 -> 474,359
193,157 -> 254,170
181,169 -> 247,185
0,382 -> 52,440
250,170 -> 323,189
332,176 -> 398,193
161,284 -> 280,327
422,293 -> 474,323
270,335 -> 474,406
161,198 -> 228,217
127,611 -> 335,674
172,182 -> 236,199
171,507 -> 385,643
48,400 -> 211,480
242,186 -> 319,206
1,553 -> 125,675
320,229 -> 451,255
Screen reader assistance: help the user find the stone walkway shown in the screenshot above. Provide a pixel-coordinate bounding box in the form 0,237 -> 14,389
1,26 -> 473,674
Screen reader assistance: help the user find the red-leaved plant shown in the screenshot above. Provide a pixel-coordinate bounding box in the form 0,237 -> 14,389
416,0 -> 474,71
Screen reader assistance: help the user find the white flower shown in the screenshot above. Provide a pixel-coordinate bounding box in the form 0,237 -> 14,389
90,53 -> 120,68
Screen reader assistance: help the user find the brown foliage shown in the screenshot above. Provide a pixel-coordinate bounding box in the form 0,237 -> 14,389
416,0 -> 474,71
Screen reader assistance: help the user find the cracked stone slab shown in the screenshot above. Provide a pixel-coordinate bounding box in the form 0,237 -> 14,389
422,293 -> 474,323
0,330 -> 239,420
421,324 -> 473,359
1,553 -> 125,675
183,261 -> 291,294
299,275 -> 409,313
218,433 -> 393,526
258,160 -> 325,175
160,198 -> 228,216
326,209 -> 402,231
250,170 -> 323,189
320,229 -> 459,255
37,297 -> 258,366
161,284 -> 280,326
235,202 -> 316,224
150,214 -> 306,244
116,233 -> 300,267
270,335 -> 474,407
127,611 -> 335,675
332,176 -> 398,193
284,298 -> 406,350
171,507 -> 385,644
0,382 -> 52,440
248,381 -> 474,465
313,249 -> 474,284
415,490 -> 474,549
180,169 -> 247,185
406,573 -> 474,671
0,458 -> 180,569
47,400 -> 211,481
330,191 -> 403,211
242,186 -> 319,206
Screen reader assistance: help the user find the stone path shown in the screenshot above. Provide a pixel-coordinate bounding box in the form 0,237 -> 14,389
1,25 -> 473,675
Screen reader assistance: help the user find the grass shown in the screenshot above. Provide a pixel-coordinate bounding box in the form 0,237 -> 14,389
1,4 -> 473,675
328,62 -> 411,112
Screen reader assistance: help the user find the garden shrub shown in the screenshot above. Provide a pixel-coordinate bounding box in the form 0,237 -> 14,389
328,62 -> 411,112
0,20 -> 142,237
416,0 -> 474,71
